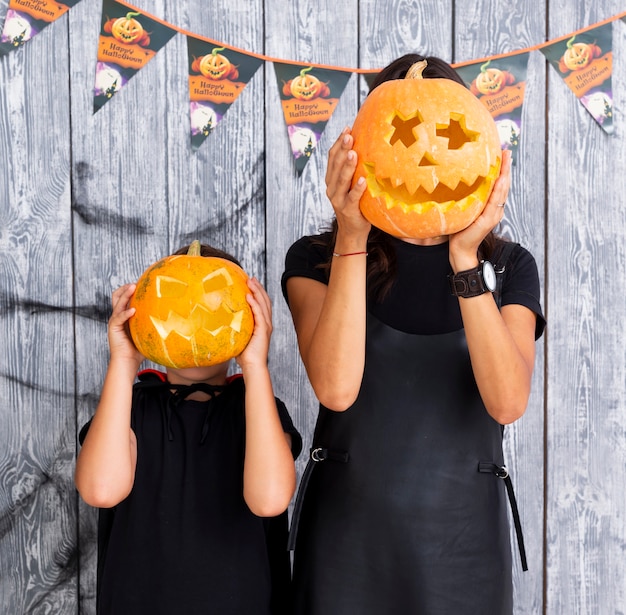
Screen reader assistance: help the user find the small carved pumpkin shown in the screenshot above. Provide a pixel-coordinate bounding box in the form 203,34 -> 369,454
129,241 -> 254,368
351,60 -> 501,239
471,61 -> 515,95
199,47 -> 239,80
560,37 -> 601,72
111,12 -> 145,44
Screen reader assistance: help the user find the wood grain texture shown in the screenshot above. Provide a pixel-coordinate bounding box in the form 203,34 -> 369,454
0,8 -> 77,612
546,3 -> 626,614
1,0 -> 626,613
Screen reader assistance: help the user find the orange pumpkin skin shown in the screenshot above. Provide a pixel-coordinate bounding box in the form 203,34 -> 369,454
111,15 -> 144,44
351,63 -> 501,239
128,254 -> 254,369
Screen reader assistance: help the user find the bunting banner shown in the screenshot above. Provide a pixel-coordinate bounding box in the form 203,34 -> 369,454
93,0 -> 176,113
455,52 -> 530,164
0,0 -> 82,56
540,22 -> 614,134
273,62 -> 353,173
2,0 -> 626,167
187,37 -> 263,150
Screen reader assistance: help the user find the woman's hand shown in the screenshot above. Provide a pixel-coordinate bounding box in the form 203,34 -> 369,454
448,149 -> 512,272
325,127 -> 370,244
108,284 -> 144,367
237,277 -> 272,371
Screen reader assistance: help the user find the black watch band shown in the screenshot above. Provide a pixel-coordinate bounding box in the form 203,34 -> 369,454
448,261 -> 496,298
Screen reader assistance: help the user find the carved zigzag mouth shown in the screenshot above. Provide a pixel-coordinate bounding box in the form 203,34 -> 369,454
364,163 -> 487,209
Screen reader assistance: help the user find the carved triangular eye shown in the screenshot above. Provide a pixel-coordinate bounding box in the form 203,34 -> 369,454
389,112 -> 422,147
436,115 -> 479,149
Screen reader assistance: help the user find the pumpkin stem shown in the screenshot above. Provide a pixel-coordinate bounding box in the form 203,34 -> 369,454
299,66 -> 314,77
480,59 -> 491,73
188,240 -> 202,256
125,11 -> 141,19
566,35 -> 576,49
212,46 -> 226,55
406,60 -> 428,80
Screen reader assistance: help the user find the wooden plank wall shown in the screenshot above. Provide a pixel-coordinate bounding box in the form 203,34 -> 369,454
0,0 -> 624,612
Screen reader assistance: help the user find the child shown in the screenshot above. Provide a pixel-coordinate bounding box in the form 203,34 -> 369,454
75,244 -> 302,615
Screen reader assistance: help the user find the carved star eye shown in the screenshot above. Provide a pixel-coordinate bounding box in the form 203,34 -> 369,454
389,112 -> 422,147
436,114 -> 479,149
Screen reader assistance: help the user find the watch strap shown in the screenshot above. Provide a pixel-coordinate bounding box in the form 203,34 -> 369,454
448,263 -> 489,298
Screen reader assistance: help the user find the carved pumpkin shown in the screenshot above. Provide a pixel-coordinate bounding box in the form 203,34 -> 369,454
129,241 -> 254,368
111,12 -> 145,44
199,47 -> 239,80
470,61 -> 515,96
351,60 -> 501,239
560,37 -> 601,72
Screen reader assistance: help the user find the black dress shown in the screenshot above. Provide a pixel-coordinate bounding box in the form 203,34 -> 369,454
80,372 -> 302,615
282,235 -> 545,615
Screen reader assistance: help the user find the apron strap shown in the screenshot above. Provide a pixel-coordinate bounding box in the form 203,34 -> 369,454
478,461 -> 528,571
288,447 -> 349,551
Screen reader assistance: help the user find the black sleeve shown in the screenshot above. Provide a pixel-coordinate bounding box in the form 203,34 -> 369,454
281,233 -> 332,305
501,244 -> 546,340
78,419 -> 93,445
275,397 -> 303,460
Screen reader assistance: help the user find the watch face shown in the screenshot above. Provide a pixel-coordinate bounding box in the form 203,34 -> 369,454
482,261 -> 497,292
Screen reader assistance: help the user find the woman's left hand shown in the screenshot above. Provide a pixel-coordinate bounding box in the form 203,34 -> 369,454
448,149 -> 512,272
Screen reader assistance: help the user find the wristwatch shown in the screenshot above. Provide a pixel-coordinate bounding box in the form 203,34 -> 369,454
448,260 -> 497,298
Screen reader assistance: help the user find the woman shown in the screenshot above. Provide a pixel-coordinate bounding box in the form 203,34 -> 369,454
281,54 -> 545,614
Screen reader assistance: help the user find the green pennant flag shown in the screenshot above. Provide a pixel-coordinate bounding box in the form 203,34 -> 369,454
93,0 -> 177,113
0,0 -> 83,56
540,22 -> 614,134
273,62 -> 353,174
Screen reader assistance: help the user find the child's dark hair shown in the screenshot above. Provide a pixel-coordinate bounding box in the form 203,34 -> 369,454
173,243 -> 242,267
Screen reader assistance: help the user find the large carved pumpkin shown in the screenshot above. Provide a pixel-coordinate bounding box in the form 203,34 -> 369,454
129,242 -> 254,368
351,60 -> 501,239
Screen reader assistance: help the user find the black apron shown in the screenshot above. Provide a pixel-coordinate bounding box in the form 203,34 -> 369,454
291,315 -> 514,615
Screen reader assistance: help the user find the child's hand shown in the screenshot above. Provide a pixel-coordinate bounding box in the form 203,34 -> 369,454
236,277 -> 272,371
108,284 -> 144,366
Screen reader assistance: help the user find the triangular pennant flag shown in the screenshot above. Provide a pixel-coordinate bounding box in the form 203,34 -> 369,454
0,0 -> 83,56
362,71 -> 379,91
273,62 -> 353,174
93,0 -> 177,113
455,52 -> 530,164
540,22 -> 614,134
186,37 -> 263,151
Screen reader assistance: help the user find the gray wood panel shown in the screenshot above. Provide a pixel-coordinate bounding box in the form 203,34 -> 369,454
1,0 -> 626,612
546,2 -> 626,613
0,7 -> 77,612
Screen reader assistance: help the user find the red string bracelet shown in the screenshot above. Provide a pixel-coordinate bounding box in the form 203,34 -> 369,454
332,251 -> 368,257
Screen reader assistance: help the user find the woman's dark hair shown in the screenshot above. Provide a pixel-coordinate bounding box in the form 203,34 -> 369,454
318,53 -> 500,301
174,243 -> 241,267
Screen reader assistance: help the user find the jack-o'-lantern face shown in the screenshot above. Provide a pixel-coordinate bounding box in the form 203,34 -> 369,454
351,60 -> 501,239
111,14 -> 144,44
563,42 -> 592,71
129,243 -> 254,368
475,68 -> 505,94
200,49 -> 235,80
290,67 -> 323,100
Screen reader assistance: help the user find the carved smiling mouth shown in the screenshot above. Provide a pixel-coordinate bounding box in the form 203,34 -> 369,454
364,162 -> 488,212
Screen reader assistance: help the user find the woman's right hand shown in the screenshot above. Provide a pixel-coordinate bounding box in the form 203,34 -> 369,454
325,127 -> 371,242
108,284 -> 144,366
